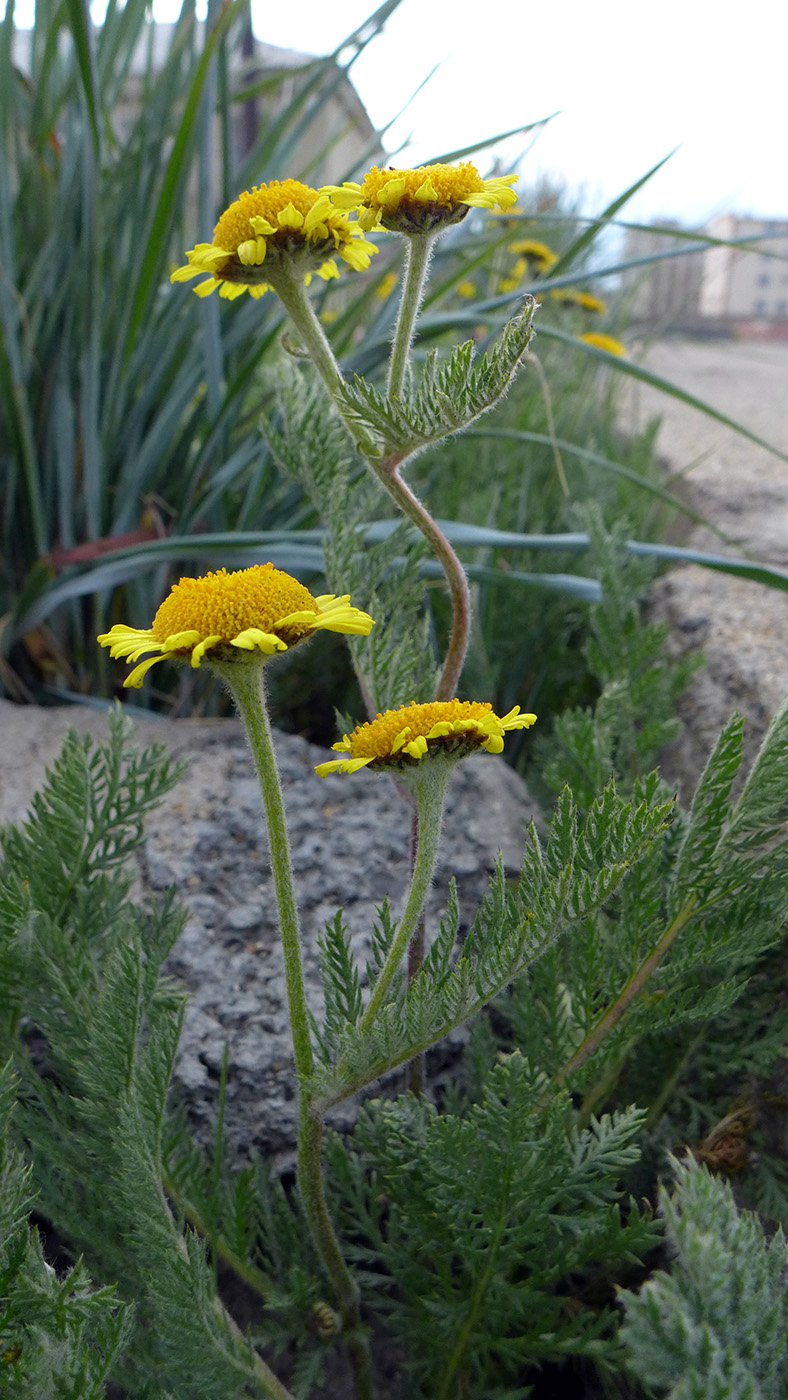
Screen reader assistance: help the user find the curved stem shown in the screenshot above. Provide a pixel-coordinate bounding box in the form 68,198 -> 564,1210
219,663 -> 313,1079
377,463 -> 472,699
359,766 -> 448,1032
387,233 -> 433,400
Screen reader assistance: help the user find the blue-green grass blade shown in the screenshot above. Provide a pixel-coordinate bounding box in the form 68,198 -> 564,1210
63,0 -> 101,150
537,324 -> 788,465
548,152 -> 676,277
421,559 -> 602,600
425,114 -> 560,167
121,0 -> 242,365
624,541 -> 788,592
463,429 -> 713,530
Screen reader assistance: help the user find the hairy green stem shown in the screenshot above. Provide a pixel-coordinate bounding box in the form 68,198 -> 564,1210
387,232 -> 433,400
269,262 -> 346,400
298,1101 -> 372,1400
375,461 -> 472,699
270,261 -> 471,701
220,661 -> 371,1399
359,766 -> 448,1032
222,662 -> 313,1078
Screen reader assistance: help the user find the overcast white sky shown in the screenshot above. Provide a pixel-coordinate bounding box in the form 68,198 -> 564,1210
252,0 -> 787,229
9,0 -> 786,226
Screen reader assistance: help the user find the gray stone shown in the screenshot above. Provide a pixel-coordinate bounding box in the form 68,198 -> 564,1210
0,700 -> 541,1167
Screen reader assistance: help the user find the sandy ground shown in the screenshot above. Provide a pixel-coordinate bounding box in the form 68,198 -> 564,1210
624,336 -> 788,790
624,337 -> 788,561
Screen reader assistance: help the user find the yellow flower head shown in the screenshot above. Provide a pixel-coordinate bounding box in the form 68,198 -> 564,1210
580,331 -> 627,357
457,280 -> 477,299
98,563 -> 375,688
321,162 -> 518,235
376,269 -> 399,300
509,238 -> 558,272
170,179 -> 378,301
550,288 -> 607,314
315,699 -> 536,777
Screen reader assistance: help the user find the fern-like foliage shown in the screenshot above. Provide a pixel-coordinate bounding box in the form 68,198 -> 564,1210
0,1060 -> 132,1397
619,1155 -> 788,1397
314,778 -> 674,1105
538,506 -> 700,811
329,1054 -> 660,1400
0,717 -> 290,1398
333,298 -> 538,459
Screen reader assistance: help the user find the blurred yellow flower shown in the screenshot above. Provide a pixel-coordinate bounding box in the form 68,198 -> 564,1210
498,277 -> 519,293
580,331 -> 627,356
376,270 -> 399,299
457,280 -> 477,298
98,564 -> 374,688
321,161 -> 518,235
170,179 -> 377,301
509,238 -> 558,271
551,288 -> 607,314
315,699 -> 536,776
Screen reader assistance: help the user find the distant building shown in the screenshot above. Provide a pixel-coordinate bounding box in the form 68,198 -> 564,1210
699,215 -> 788,328
624,214 -> 788,336
12,21 -> 380,194
623,221 -> 705,328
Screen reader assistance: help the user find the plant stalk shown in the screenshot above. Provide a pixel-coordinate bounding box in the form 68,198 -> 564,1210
269,262 -> 347,400
375,461 -> 472,699
359,765 -> 448,1032
556,894 -> 698,1086
221,661 -> 371,1399
298,1100 -> 372,1400
387,232 -> 433,400
219,663 -> 313,1079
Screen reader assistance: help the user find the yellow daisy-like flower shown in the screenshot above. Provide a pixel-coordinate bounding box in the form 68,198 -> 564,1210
170,179 -> 378,301
321,162 -> 518,235
580,331 -> 627,357
315,699 -> 536,777
457,280 -> 477,298
98,563 -> 375,688
509,238 -> 558,271
376,269 -> 399,300
551,288 -> 608,314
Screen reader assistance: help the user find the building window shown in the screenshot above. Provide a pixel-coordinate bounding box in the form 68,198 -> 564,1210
758,273 -> 770,286
754,299 -> 767,314
778,300 -> 788,317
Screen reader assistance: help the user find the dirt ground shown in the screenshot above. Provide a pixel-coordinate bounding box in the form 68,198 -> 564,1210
622,335 -> 788,793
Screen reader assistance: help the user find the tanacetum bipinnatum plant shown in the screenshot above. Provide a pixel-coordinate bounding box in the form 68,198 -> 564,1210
5,12 -> 788,1399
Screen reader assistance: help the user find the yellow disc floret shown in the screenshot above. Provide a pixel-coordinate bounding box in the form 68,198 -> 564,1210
98,563 -> 375,688
580,331 -> 627,357
315,699 -> 536,776
551,288 -> 607,314
170,179 -> 377,301
509,239 -> 558,271
152,565 -> 316,645
321,161 -> 519,234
